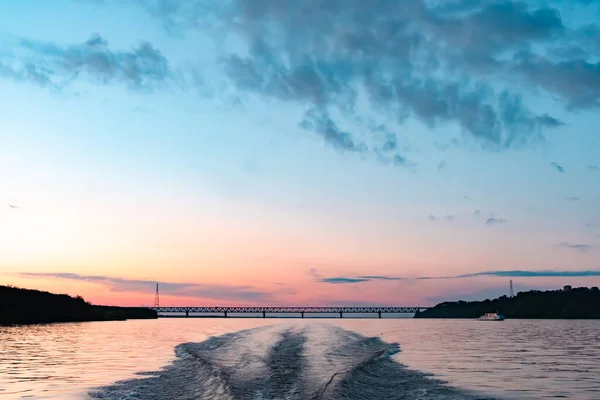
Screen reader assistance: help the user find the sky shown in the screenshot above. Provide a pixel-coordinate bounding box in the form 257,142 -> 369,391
1,0 -> 599,307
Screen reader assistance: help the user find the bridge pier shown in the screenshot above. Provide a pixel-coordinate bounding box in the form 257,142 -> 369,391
339,312 -> 343,318
185,310 -> 189,318
378,311 -> 381,319
262,311 -> 266,318
301,312 -> 304,319
224,311 -> 228,318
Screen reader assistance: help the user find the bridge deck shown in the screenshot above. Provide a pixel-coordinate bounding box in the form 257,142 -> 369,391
153,306 -> 427,314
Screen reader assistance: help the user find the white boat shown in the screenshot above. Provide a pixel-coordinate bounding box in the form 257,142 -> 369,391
478,311 -> 505,321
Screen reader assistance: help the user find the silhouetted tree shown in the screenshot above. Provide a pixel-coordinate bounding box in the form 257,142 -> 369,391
1,285 -> 157,325
414,287 -> 600,319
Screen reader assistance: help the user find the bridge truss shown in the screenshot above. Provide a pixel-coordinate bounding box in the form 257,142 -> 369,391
151,306 -> 428,318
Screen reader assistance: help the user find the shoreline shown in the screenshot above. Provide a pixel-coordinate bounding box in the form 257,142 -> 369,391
6,316 -> 600,326
5,285 -> 600,325
1,285 -> 157,326
415,287 -> 600,319
0,308 -> 158,327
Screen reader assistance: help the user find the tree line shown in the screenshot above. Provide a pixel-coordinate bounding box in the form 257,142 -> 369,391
414,287 -> 600,319
1,285 -> 157,325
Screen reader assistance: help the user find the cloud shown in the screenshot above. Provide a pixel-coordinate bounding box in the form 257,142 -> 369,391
589,165 -> 599,171
319,275 -> 404,284
513,54 -> 600,109
437,161 -> 447,171
456,270 -> 600,278
316,269 -> 600,284
473,209 -> 481,217
358,275 -> 404,281
94,0 -> 600,156
9,0 -> 600,163
585,223 -> 597,228
319,277 -> 371,284
550,162 -> 565,173
485,217 -> 507,225
1,34 -> 171,90
391,154 -> 412,168
299,108 -> 366,153
7,1 -> 600,160
216,1 -> 570,150
429,214 -> 454,222
565,196 -> 580,201
558,242 -> 593,253
18,272 -> 270,302
534,114 -> 565,127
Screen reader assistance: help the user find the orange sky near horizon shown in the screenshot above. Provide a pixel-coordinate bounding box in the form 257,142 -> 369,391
3,271 -> 599,308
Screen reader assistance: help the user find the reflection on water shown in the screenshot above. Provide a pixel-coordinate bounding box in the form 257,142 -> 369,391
0,319 -> 599,399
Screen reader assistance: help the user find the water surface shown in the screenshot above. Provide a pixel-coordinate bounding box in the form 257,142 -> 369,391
1,319 -> 598,399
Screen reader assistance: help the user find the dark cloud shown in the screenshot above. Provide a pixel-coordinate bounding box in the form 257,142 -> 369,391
391,154 -> 411,168
319,277 -> 371,284
9,1 -> 600,158
99,0 -> 593,154
0,62 -> 53,86
214,0 -> 577,151
558,242 -> 593,253
358,275 -> 404,281
485,217 -> 507,225
319,275 -> 404,284
535,114 -> 565,127
2,34 -> 170,90
19,272 -> 269,302
513,53 -> 600,109
550,162 -> 565,173
456,270 -> 600,278
317,269 -> 600,284
299,109 -> 366,153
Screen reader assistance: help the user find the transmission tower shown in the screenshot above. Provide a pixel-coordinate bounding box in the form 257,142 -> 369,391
509,280 -> 514,298
154,283 -> 160,308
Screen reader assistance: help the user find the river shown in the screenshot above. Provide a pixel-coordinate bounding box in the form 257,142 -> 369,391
1,318 -> 599,399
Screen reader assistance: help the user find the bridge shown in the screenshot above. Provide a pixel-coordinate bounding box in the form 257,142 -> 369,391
151,306 -> 429,318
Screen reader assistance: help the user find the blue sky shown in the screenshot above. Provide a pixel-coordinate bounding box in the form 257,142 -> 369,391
0,0 -> 599,305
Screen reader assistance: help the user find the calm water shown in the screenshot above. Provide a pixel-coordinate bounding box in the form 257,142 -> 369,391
1,319 -> 599,399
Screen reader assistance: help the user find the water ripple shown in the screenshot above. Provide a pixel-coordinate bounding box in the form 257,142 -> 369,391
0,319 -> 599,399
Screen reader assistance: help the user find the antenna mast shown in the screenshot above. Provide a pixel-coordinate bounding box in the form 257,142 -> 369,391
154,283 -> 160,308
509,280 -> 514,298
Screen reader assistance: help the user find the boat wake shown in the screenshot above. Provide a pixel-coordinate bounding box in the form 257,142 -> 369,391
90,325 -> 494,400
